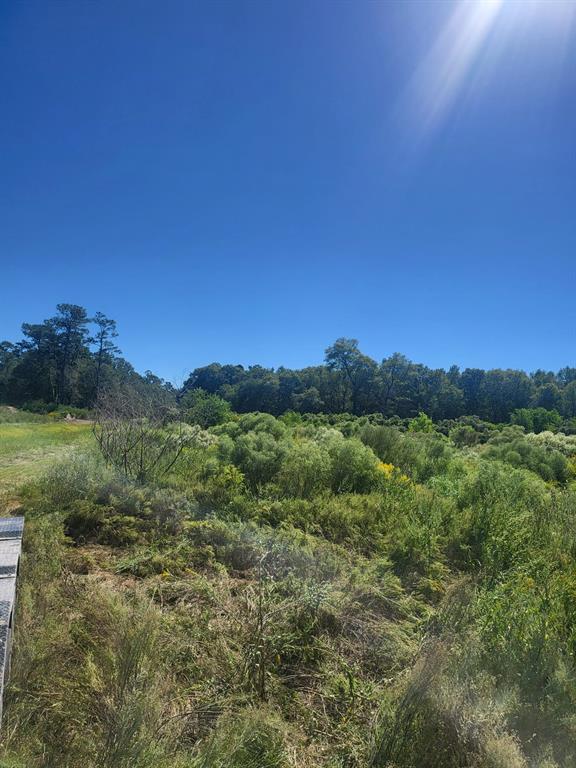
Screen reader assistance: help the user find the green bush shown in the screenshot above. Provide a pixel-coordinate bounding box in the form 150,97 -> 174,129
511,407 -> 562,434
181,388 -> 233,428
230,431 -> 288,490
485,435 -> 569,483
38,450 -> 111,507
276,439 -> 331,498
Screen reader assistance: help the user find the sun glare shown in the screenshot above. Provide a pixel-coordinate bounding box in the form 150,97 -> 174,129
400,0 -> 576,144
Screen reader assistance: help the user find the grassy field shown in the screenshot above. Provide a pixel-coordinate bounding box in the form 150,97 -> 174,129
0,422 -> 91,493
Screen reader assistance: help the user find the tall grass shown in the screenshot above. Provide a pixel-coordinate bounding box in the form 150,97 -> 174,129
0,407 -> 47,425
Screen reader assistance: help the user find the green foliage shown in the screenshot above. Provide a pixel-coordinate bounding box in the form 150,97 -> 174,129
276,439 -> 331,498
5,309 -> 576,428
230,430 -> 288,490
408,411 -> 435,433
181,388 -> 233,427
485,432 -> 570,483
179,341 -> 576,425
6,404 -> 576,767
360,425 -> 454,483
449,423 -> 481,447
0,303 -> 174,411
511,407 -> 562,433
321,431 -> 380,493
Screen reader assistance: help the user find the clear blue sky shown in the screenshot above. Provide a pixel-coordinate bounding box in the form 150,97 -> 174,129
1,0 -> 575,383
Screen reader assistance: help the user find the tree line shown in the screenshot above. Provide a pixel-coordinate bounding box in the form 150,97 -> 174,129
184,337 -> 576,425
2,306 -> 576,425
0,303 -> 173,410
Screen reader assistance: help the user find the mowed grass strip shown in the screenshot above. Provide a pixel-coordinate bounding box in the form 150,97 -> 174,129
0,422 -> 92,487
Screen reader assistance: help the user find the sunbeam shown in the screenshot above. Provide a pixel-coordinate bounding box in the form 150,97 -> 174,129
400,0 -> 576,144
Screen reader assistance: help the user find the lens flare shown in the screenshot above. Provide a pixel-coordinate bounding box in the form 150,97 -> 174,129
399,0 -> 576,145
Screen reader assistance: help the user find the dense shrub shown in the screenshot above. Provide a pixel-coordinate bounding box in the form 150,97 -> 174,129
6,407 -> 576,767
181,388 -> 233,428
485,434 -> 569,483
276,439 -> 331,498
511,407 -> 562,434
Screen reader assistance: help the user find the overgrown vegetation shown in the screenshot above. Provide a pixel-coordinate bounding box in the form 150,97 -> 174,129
3,305 -> 576,764
1,395 -> 576,767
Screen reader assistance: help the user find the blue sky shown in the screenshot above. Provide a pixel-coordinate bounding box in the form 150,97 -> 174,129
1,0 -> 575,383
